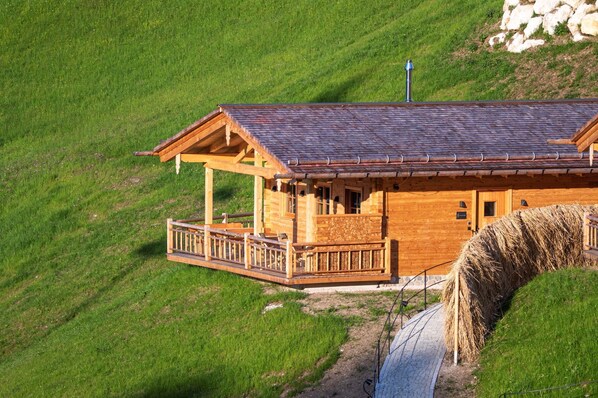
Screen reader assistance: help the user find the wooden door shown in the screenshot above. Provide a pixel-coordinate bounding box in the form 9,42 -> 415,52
476,190 -> 507,230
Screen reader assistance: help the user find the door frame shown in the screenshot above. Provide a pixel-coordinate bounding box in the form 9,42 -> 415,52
471,188 -> 513,232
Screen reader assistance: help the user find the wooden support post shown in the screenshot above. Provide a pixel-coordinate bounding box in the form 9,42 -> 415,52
384,236 -> 391,275
205,167 -> 214,224
166,218 -> 173,254
244,233 -> 251,269
583,212 -> 590,251
254,152 -> 264,235
453,268 -> 460,365
286,240 -> 293,279
204,226 -> 211,261
305,179 -> 316,242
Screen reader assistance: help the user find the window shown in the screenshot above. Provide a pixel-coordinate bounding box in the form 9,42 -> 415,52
345,189 -> 362,214
484,201 -> 496,217
316,186 -> 331,215
285,184 -> 296,215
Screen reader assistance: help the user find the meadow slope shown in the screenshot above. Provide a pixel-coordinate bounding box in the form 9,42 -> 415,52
1,0 -> 597,396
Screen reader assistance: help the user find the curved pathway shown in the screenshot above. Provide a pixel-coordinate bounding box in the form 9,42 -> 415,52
375,303 -> 446,398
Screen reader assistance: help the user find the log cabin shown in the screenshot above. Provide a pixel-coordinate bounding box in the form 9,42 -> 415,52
137,99 -> 598,286
570,111 -> 598,259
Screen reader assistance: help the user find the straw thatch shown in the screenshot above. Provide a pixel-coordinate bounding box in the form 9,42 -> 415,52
443,204 -> 598,362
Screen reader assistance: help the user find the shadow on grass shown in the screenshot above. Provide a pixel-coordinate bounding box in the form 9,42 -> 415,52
135,239 -> 166,259
214,185 -> 236,202
311,71 -> 371,103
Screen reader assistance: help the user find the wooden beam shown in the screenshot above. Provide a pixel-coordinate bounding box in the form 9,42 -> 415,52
233,145 -> 254,163
204,159 -> 277,179
305,180 -> 316,242
209,134 -> 244,153
205,167 -> 213,224
158,115 -> 227,162
180,153 -> 255,163
254,151 -> 264,234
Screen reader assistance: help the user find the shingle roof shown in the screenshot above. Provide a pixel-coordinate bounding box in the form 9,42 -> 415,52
217,99 -> 598,177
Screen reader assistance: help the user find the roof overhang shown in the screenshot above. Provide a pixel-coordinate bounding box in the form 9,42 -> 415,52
134,107 -> 290,179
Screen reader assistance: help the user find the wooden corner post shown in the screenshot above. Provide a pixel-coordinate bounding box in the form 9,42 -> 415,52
244,233 -> 251,269
205,166 -> 214,224
254,151 -> 264,235
384,236 -> 391,275
286,240 -> 293,279
583,212 -> 590,251
167,218 -> 173,254
305,179 -> 316,242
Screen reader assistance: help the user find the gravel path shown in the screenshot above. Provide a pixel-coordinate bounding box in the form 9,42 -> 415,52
375,304 -> 446,398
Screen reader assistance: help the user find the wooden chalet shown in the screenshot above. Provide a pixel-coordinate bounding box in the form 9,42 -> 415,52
137,99 -> 598,286
570,111 -> 598,259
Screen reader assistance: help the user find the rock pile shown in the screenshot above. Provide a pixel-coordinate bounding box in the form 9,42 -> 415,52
489,0 -> 598,52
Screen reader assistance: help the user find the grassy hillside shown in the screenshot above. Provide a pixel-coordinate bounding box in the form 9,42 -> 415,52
0,0 -> 596,396
477,268 -> 598,397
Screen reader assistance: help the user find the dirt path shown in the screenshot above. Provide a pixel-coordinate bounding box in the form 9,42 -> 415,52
294,291 -> 395,398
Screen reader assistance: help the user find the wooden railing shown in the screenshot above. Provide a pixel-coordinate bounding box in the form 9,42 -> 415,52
177,211 -> 254,228
167,218 -> 390,279
246,235 -> 291,275
583,213 -> 598,253
293,239 -> 390,275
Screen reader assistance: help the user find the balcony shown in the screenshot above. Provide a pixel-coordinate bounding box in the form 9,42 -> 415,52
166,214 -> 392,286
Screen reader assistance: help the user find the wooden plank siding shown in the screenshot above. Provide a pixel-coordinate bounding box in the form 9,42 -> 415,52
385,174 -> 598,276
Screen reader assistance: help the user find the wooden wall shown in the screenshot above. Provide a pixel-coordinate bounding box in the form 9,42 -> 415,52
316,214 -> 382,242
385,174 -> 598,276
263,178 -> 382,243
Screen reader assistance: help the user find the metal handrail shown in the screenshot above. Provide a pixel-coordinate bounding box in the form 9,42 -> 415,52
365,260 -> 453,396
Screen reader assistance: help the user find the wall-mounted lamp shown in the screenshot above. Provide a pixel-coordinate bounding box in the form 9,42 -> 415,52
271,185 -> 278,192
333,196 -> 340,202
521,199 -> 528,206
393,183 -> 400,191
459,201 -> 467,208
299,190 -> 306,197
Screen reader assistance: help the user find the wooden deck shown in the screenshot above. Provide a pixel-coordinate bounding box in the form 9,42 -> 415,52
166,219 -> 392,286
583,212 -> 598,259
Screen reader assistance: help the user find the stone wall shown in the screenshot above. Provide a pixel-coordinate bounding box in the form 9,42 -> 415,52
489,0 -> 598,52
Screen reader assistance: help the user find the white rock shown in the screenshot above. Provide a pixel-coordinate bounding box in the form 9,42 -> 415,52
572,32 -> 586,41
489,32 -> 507,47
581,12 -> 598,35
543,5 -> 573,34
506,0 -> 520,6
507,32 -> 526,52
563,0 -> 583,7
524,16 -> 544,37
507,4 -> 535,29
534,0 -> 561,15
501,9 -> 511,30
569,3 -> 597,26
522,39 -> 546,50
507,32 -> 546,53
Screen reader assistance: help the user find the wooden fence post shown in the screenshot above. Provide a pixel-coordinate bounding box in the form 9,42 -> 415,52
286,240 -> 293,279
453,268 -> 460,366
204,226 -> 211,261
244,233 -> 251,270
583,212 -> 590,251
166,218 -> 173,254
384,237 -> 391,275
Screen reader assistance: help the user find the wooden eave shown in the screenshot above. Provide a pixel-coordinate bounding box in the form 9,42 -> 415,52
140,108 -> 291,179
571,113 -> 598,152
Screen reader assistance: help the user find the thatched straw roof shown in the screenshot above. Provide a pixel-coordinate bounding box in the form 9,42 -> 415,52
443,204 -> 597,362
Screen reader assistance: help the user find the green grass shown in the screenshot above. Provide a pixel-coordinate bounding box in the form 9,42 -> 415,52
477,268 -> 598,397
1,0 -> 597,396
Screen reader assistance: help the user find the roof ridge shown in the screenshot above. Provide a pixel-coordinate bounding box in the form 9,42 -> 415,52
219,98 -> 598,108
